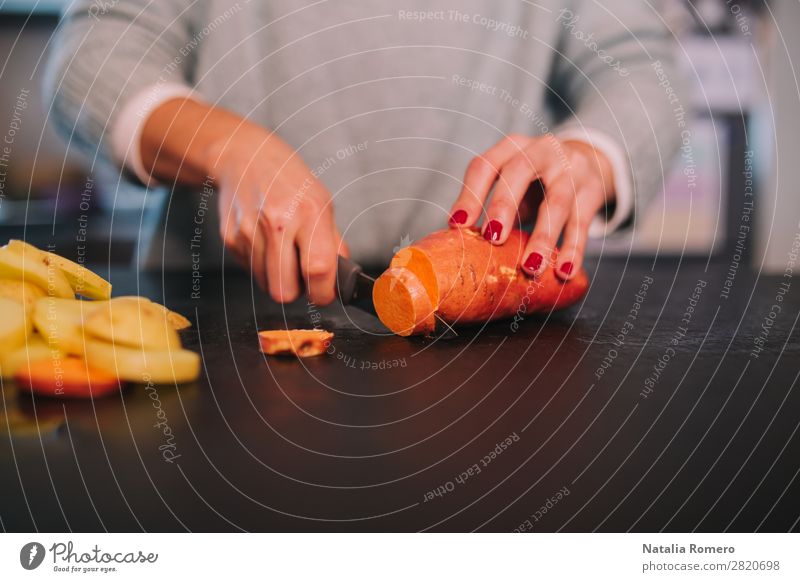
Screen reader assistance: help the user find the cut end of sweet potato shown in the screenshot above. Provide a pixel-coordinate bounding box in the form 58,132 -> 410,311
258,329 -> 333,357
373,267 -> 436,336
390,247 -> 439,307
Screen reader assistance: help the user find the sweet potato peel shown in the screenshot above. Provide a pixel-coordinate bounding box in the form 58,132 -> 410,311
373,228 -> 589,336
258,329 -> 333,357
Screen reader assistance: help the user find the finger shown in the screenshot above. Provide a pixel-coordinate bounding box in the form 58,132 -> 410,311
555,185 -> 604,280
251,228 -> 268,291
482,140 -> 560,244
449,134 -> 531,228
219,193 -> 241,252
337,236 -> 350,259
236,217 -> 259,277
521,174 -> 576,276
262,211 -> 301,303
296,213 -> 339,306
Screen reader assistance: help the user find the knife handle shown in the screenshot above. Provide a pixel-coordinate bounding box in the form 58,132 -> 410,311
336,255 -> 363,304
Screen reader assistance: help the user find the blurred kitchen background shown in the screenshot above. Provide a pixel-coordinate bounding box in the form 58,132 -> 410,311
0,0 -> 796,272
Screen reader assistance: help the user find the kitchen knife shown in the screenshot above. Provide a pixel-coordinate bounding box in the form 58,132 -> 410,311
336,255 -> 458,339
336,255 -> 377,315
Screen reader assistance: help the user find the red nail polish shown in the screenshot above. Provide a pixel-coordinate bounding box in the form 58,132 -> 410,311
483,220 -> 503,242
450,209 -> 468,225
524,252 -> 543,272
560,262 -> 574,276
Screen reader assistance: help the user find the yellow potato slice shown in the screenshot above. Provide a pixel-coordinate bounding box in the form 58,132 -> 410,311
83,339 -> 200,384
0,297 -> 32,352
165,309 -> 191,330
0,246 -> 73,299
32,297 -> 97,355
104,296 -> 191,330
84,299 -> 181,350
0,279 -> 46,315
7,239 -> 112,300
0,335 -> 58,379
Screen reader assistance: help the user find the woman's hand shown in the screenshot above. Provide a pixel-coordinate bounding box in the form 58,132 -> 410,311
141,98 -> 345,305
449,134 -> 615,279
206,128 -> 345,305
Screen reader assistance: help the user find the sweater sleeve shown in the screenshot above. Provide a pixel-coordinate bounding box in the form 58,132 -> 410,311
43,0 -> 195,176
549,0 -> 684,232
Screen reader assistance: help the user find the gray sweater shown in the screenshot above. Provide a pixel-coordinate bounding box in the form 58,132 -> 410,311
45,0 -> 681,268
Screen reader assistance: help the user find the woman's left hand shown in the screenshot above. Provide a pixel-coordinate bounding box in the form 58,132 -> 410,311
448,134 -> 616,279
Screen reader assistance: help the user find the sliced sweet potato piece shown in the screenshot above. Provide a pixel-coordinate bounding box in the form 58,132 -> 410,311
0,335 -> 56,379
32,296 -> 94,355
83,339 -> 200,384
0,297 -> 32,352
165,309 -> 192,330
15,355 -> 120,399
83,299 -> 181,350
0,245 -> 74,299
258,329 -> 333,357
7,239 -> 112,300
0,279 -> 46,315
91,296 -> 192,330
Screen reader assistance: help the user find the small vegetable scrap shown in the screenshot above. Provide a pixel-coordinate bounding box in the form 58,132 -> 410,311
15,356 -> 119,399
258,329 -> 333,358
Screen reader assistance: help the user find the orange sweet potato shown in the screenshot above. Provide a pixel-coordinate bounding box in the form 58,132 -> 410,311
258,329 -> 333,357
15,356 -> 120,398
373,228 -> 588,336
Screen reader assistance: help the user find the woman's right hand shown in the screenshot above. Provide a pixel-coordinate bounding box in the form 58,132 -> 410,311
141,98 -> 345,305
205,128 -> 345,305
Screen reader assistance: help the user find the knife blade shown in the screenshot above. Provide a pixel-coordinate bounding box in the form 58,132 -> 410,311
336,255 -> 458,339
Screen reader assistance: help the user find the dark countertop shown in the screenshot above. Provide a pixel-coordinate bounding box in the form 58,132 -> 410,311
1,259 -> 799,532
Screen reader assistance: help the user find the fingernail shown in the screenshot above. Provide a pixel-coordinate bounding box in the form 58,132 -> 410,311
483,220 -> 503,242
560,262 -> 574,276
450,209 -> 468,225
524,252 -> 543,272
